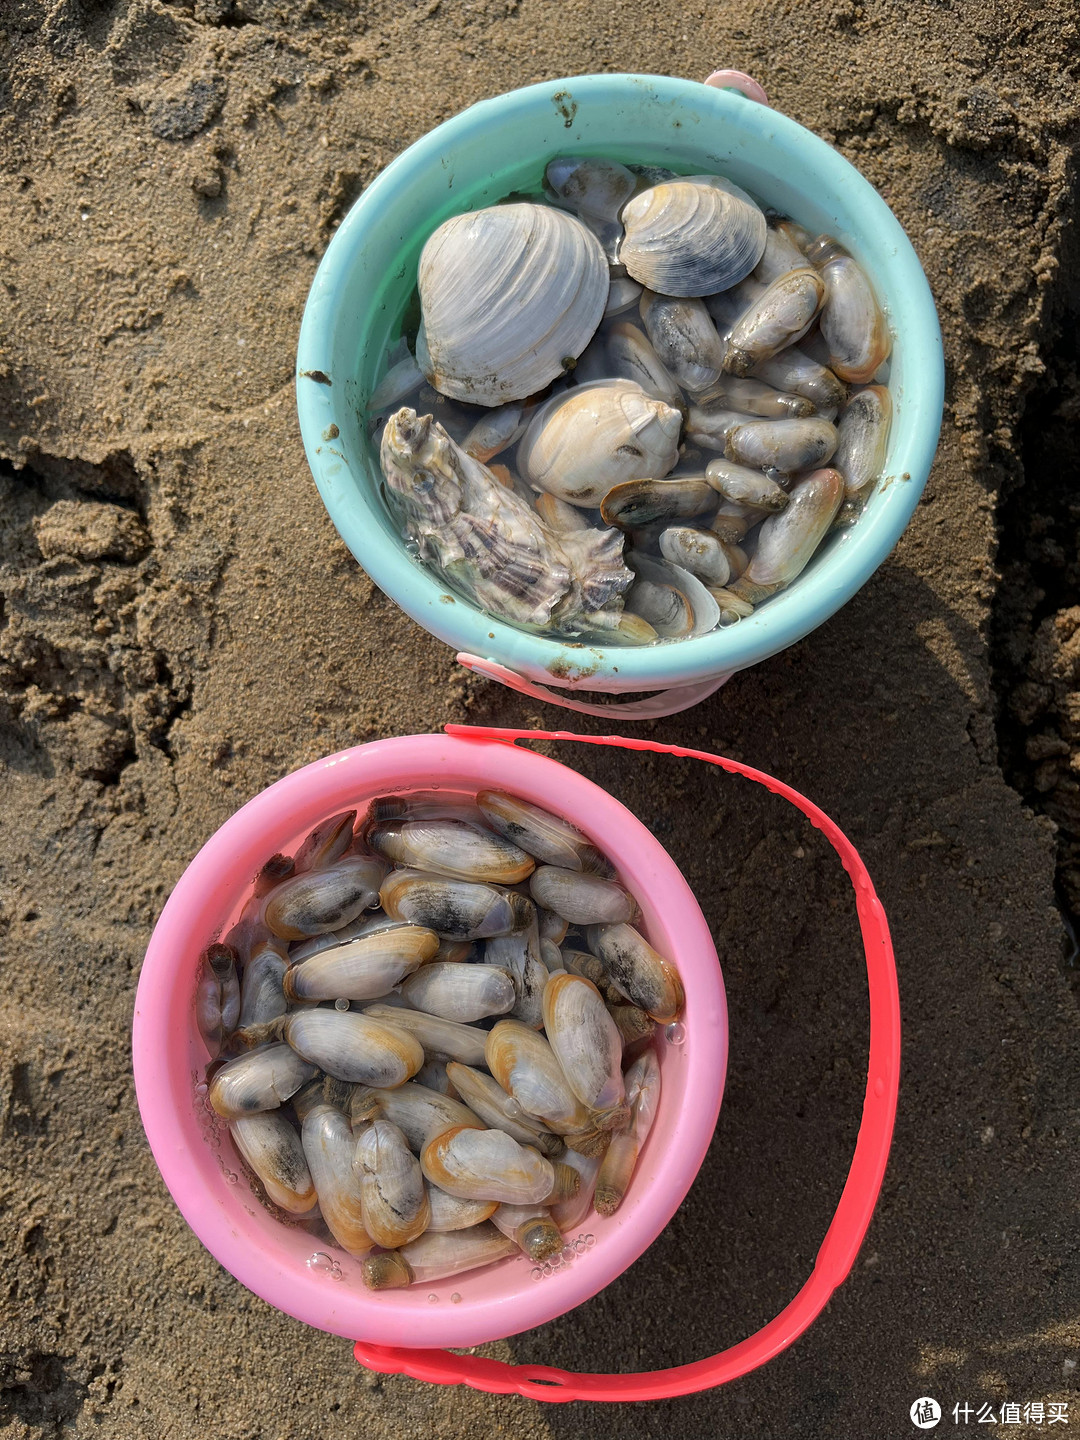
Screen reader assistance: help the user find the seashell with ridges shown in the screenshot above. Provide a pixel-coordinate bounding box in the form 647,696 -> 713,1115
282,926 -> 439,1003
362,1001 -> 490,1067
444,1062 -> 563,1156
833,385 -> 892,498
589,923 -> 684,1023
485,1020 -> 598,1144
296,1093 -> 373,1256
476,791 -> 610,875
620,181 -> 766,296
639,290 -> 725,392
529,866 -> 636,926
349,1079 -> 483,1152
721,267 -> 825,376
208,1043 -> 317,1119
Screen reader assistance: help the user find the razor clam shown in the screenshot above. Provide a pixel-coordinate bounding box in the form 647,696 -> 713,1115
659,526 -> 734,587
620,182 -> 766,296
295,1089 -> 373,1257
293,810 -> 356,874
529,866 -> 635,926
490,1202 -> 564,1261
485,918 -> 549,1029
444,1062 -> 563,1156
230,1112 -> 318,1214
517,381 -> 681,508
367,817 -> 534,885
476,790 -> 612,877
600,475 -> 715,531
753,223 -> 811,284
380,867 -> 531,941
692,374 -> 813,419
628,553 -> 721,637
416,203 -> 608,405
462,401 -> 531,464
639,290 -> 725,392
806,236 -> 890,384
721,267 -> 825,375
355,1118 -> 431,1248
545,156 -> 637,222
208,1043 -> 317,1120
705,458 -> 791,512
237,939 -> 288,1028
362,1002 -> 490,1067
420,1124 -> 559,1206
542,973 -> 627,1126
594,1049 -> 662,1216
381,409 -> 633,632
605,275 -> 644,316
589,923 -> 685,1023
282,927 -> 439,1003
485,1020 -> 598,1144
751,346 -> 848,411
263,856 -> 387,941
725,416 -> 838,474
729,467 -> 844,603
350,1080 -> 482,1151
605,321 -> 685,411
833,384 -> 892,498
281,1009 -> 424,1087
425,1182 -> 498,1231
400,962 -> 516,1024
551,1148 -> 603,1231
196,943 -> 240,1058
361,1222 -> 515,1290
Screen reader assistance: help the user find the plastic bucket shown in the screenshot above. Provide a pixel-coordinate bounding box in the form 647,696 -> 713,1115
296,73 -> 944,719
133,725 -> 899,1402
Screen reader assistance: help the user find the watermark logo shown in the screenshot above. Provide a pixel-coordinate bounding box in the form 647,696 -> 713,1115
911,1398 -> 942,1429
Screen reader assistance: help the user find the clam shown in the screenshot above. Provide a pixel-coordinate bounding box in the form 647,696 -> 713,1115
476,790 -> 609,874
237,940 -> 288,1028
350,1080 -> 482,1152
538,908 -> 570,944
281,1009 -> 424,1087
542,973 -> 627,1126
196,943 -> 240,1059
625,578 -> 694,639
293,810 -> 356,874
485,1019 -> 597,1142
709,586 -> 757,625
529,866 -> 635,926
380,867 -> 531,940
230,1112 -> 318,1214
368,353 -> 425,419
729,467 -> 844,603
362,1002 -> 490,1067
425,1183 -> 498,1232
751,346 -> 848,411
361,1222 -> 515,1290
416,1058 -> 455,1093
367,817 -> 534,885
400,961 -> 516,1024
658,526 -> 734,587
693,375 -> 813,419
550,1148 -> 603,1231
600,474 -> 715,531
282,926 -> 439,1003
607,1002 -> 656,1046
594,1049 -> 662,1216
263,856 -> 387,941
833,384 -> 892,498
679,172 -> 764,211
806,237 -> 890,384
462,401 -> 531,464
367,792 -> 487,826
420,1124 -> 557,1206
639,291 -> 725,392
207,1043 -> 317,1120
485,919 -> 549,1029
416,203 -> 608,406
589,923 -> 684,1023
605,275 -> 644,316
754,223 -> 811,284
705,458 -> 791,512
516,381 -> 681,509
355,1118 -> 431,1248
490,1202 -> 564,1261
534,492 -> 589,533
295,1090 -> 373,1257
685,405 -> 747,452
545,156 -> 637,222
605,321 -> 685,411
725,416 -> 838,474
709,499 -> 756,544
627,553 -> 721,637
722,267 -> 826,376
444,1062 -> 563,1156
620,182 -> 766,296
560,949 -> 608,988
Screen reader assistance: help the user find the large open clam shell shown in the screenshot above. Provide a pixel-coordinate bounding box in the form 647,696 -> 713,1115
619,182 -> 767,297
416,203 -> 608,406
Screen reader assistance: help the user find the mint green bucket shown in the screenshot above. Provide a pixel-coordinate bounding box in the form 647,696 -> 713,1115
296,73 -> 943,718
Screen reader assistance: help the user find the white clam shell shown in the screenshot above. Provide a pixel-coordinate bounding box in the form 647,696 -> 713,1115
620,182 -> 766,297
416,203 -> 608,406
444,1061 -> 562,1155
369,818 -> 534,885
352,1079 -> 483,1152
742,467 -> 844,588
355,1118 -> 430,1248
517,380 -> 681,508
300,1102 -> 372,1256
542,973 -> 626,1117
399,961 -> 516,1024
484,922 -> 549,1030
421,1124 -> 555,1205
282,1009 -> 424,1086
485,1019 -> 593,1135
208,1043 -> 317,1119
362,1001 -> 491,1067
425,1182 -> 498,1231
529,865 -> 635,926
230,1112 -> 317,1214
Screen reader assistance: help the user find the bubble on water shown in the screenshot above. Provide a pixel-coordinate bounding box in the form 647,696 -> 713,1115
195,1082 -> 208,1096
428,1293 -> 439,1304
503,1098 -> 523,1119
541,1264 -> 553,1277
562,1245 -> 576,1262
334,998 -> 350,1011
531,1267 -> 544,1281
307,1252 -> 341,1277
584,1233 -> 596,1248
224,1171 -> 238,1185
404,538 -> 422,559
450,1292 -> 462,1304
665,1022 -> 686,1046
574,1238 -> 586,1253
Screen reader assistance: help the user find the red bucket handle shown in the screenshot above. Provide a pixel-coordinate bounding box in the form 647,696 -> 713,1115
354,724 -> 900,1403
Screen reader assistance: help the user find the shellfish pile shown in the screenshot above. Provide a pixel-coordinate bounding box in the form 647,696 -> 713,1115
197,791 -> 681,1291
372,157 -> 892,645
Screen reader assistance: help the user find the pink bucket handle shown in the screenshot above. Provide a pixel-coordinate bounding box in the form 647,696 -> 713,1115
455,653 -> 730,719
703,69 -> 770,105
354,724 -> 900,1403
